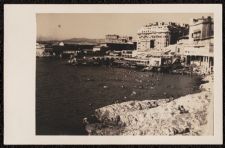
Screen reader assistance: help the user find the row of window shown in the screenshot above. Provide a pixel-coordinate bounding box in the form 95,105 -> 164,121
140,30 -> 168,33
139,35 -> 168,39
138,41 -> 168,48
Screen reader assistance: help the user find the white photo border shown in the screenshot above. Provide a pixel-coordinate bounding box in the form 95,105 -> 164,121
4,4 -> 223,145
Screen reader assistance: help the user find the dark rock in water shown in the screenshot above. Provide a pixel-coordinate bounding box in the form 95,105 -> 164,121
86,115 -> 100,124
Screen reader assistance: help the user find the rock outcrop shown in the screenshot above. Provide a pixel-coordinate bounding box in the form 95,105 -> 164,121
85,75 -> 213,136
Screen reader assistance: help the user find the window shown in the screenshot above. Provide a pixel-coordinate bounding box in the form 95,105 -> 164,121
150,40 -> 155,48
192,30 -> 201,41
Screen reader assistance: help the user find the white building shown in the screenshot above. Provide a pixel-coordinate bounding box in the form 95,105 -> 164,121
93,46 -> 101,52
136,22 -> 188,52
36,43 -> 45,57
59,42 -> 64,46
182,16 -> 214,74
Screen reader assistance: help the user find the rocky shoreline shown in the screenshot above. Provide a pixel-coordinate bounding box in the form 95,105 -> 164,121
84,75 -> 213,136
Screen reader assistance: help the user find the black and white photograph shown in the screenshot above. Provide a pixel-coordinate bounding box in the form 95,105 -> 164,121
36,13 -> 214,136
4,4 -> 223,145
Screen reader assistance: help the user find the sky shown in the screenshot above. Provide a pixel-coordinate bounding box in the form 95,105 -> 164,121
36,13 -> 213,41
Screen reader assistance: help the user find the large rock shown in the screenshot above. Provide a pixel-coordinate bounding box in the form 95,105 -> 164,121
85,75 -> 213,136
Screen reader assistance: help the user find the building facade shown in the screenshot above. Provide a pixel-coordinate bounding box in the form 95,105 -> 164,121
189,16 -> 213,42
173,16 -> 214,74
137,22 -> 189,51
185,16 -> 214,74
132,16 -> 214,74
105,34 -> 133,44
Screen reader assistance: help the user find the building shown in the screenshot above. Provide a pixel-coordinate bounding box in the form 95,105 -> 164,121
121,50 -> 133,58
36,43 -> 45,57
132,16 -> 214,74
103,34 -> 136,51
93,46 -> 102,52
137,22 -> 189,52
44,44 -> 53,55
52,42 -> 95,58
105,43 -> 136,51
189,16 -> 213,42
179,16 -> 214,74
105,34 -> 133,44
175,35 -> 190,56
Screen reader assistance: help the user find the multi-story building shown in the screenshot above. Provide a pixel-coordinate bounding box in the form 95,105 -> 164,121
104,34 -> 135,51
189,16 -> 213,42
176,16 -> 214,74
132,16 -> 214,74
105,34 -> 133,44
136,22 -> 189,51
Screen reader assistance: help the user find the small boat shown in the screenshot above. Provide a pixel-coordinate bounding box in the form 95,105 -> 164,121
142,66 -> 153,71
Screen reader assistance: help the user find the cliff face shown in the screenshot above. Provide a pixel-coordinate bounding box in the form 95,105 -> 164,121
85,75 -> 213,136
